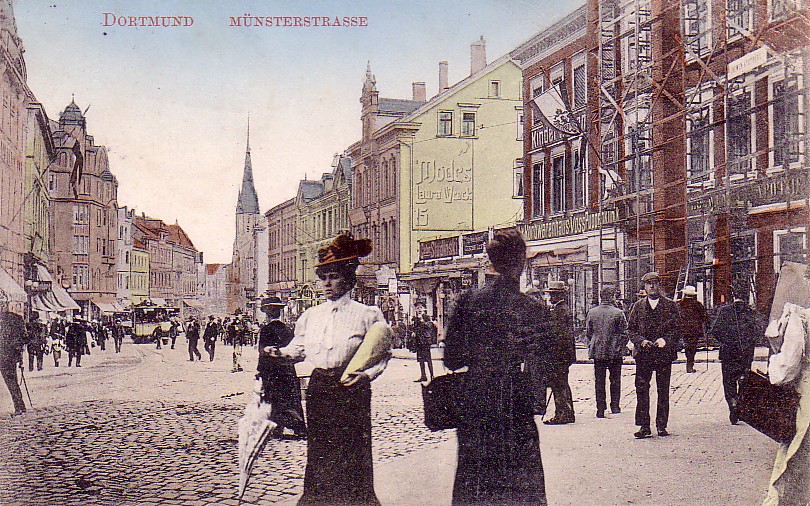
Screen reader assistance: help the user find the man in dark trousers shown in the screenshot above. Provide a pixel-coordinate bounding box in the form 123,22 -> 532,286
710,282 -> 765,424
186,317 -> 201,361
65,318 -> 86,367
628,271 -> 679,438
679,285 -> 707,373
543,280 -> 576,425
257,296 -> 306,438
202,315 -> 218,362
586,286 -> 628,418
25,312 -> 46,372
0,294 -> 27,415
412,307 -> 435,382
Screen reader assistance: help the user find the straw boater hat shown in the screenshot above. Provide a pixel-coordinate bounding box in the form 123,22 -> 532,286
681,285 -> 698,296
544,280 -> 567,292
261,296 -> 286,308
316,233 -> 372,267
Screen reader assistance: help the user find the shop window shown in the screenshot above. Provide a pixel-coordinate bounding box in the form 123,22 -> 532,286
774,228 -> 807,272
772,78 -> 801,168
438,111 -> 453,136
727,89 -> 753,175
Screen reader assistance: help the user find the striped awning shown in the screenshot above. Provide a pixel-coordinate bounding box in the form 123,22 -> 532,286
0,267 -> 26,302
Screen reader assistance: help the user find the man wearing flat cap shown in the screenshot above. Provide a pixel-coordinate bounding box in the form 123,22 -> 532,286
541,280 -> 576,425
627,271 -> 679,438
271,233 -> 391,505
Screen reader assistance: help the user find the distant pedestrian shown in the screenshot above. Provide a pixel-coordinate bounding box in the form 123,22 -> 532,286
169,317 -> 180,349
627,272 -> 679,438
0,294 -> 27,415
586,286 -> 628,418
257,296 -> 306,438
48,333 -> 64,367
25,312 -> 46,372
112,319 -> 124,353
709,283 -> 764,425
443,228 -> 550,504
679,285 -> 707,373
203,315 -> 218,362
231,316 -> 245,372
186,317 -> 201,361
542,280 -> 576,425
412,308 -> 435,382
65,318 -> 86,367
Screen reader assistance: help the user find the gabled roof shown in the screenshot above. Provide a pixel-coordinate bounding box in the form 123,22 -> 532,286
298,180 -> 323,202
207,263 -> 224,275
167,223 -> 196,250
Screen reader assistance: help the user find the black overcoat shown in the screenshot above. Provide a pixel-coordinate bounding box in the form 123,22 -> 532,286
443,276 -> 550,505
258,320 -> 305,431
627,296 -> 680,365
709,301 -> 764,365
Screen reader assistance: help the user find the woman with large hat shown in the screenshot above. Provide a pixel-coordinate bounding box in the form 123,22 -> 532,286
272,233 -> 391,505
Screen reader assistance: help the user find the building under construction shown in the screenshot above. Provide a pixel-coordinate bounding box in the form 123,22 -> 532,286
517,0 -> 809,321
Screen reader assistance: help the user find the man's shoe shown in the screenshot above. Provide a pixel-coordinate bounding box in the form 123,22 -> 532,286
634,427 -> 652,439
657,428 -> 669,437
729,409 -> 739,425
596,410 -> 606,418
544,417 -> 574,425
611,407 -> 621,414
414,377 -> 427,383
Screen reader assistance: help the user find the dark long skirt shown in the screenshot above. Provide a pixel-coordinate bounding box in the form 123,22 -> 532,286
262,364 -> 306,435
453,369 -> 547,505
298,368 -> 379,506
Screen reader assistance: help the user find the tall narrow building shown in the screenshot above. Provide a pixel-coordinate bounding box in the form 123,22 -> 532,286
227,120 -> 260,314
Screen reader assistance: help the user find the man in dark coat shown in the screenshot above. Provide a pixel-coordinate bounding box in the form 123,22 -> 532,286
586,286 -> 628,418
542,280 -> 576,425
412,308 -> 435,382
25,312 -> 46,372
679,285 -> 707,373
0,296 -> 27,415
65,318 -> 86,367
186,317 -> 201,361
257,296 -> 306,438
202,315 -> 218,362
709,283 -> 765,424
628,271 -> 680,438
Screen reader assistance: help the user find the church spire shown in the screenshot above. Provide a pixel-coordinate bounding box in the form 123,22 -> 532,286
236,116 -> 259,215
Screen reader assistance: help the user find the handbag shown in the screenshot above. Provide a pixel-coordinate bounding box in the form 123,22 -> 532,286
422,372 -> 466,431
737,370 -> 800,445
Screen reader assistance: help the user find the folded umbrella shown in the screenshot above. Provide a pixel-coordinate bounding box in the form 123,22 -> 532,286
341,321 -> 393,382
237,378 -> 277,501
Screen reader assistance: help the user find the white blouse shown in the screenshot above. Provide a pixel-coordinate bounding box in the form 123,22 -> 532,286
279,292 -> 390,380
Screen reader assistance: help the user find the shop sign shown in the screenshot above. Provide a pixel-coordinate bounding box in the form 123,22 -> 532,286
518,209 -> 619,241
461,271 -> 475,288
687,170 -> 810,214
419,236 -> 459,260
412,153 -> 474,231
462,231 -> 488,255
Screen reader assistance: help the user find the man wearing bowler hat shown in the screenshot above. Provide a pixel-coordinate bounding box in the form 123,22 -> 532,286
627,271 -> 679,438
542,280 -> 576,425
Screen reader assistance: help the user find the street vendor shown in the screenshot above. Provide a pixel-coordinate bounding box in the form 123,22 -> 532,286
271,233 -> 391,506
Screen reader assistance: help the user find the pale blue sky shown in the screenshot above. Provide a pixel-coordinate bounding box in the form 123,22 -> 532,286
15,0 -> 583,262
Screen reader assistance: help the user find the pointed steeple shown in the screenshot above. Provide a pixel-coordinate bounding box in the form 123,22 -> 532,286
236,117 -> 259,215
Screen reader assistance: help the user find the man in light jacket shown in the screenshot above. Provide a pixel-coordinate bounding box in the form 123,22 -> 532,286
586,286 -> 628,418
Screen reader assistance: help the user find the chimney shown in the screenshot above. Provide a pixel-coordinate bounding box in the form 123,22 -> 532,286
439,61 -> 449,91
412,82 -> 426,102
471,36 -> 486,75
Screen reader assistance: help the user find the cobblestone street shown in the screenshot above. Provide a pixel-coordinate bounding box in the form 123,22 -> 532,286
0,341 -> 778,505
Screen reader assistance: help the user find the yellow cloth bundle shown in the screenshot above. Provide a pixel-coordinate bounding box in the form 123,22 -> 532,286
341,321 -> 392,382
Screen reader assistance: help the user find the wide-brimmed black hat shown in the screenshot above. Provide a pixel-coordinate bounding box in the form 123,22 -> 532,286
261,296 -> 285,307
316,233 -> 372,267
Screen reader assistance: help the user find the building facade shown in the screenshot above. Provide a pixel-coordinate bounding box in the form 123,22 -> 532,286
203,263 -> 228,317
265,196 -> 299,304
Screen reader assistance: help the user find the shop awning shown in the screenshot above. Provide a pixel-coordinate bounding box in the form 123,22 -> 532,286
0,267 -> 26,302
149,297 -> 168,307
182,299 -> 204,308
35,263 -> 54,282
52,284 -> 81,311
31,292 -> 62,313
527,245 -> 588,263
91,297 -> 124,313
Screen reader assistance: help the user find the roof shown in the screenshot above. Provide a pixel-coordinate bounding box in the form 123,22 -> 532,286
298,180 -> 323,201
509,5 -> 588,66
167,223 -> 196,250
236,136 -> 260,214
379,98 -> 425,115
59,100 -> 85,125
206,263 -> 224,275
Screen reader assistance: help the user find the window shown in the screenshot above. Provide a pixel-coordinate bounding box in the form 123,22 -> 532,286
438,111 -> 453,136
517,111 -> 524,140
727,0 -> 753,39
490,80 -> 501,98
572,54 -> 587,110
774,228 -> 807,272
771,0 -> 797,20
683,0 -> 711,57
532,162 -> 544,217
72,235 -> 89,254
513,160 -> 524,198
72,264 -> 89,289
125,251 -> 130,264
49,173 -> 57,192
727,89 -> 753,175
772,78 -> 801,167
551,154 -> 566,213
73,203 -> 89,224
687,104 -> 712,181
626,123 -> 652,191
572,147 -> 586,209
461,112 -> 476,137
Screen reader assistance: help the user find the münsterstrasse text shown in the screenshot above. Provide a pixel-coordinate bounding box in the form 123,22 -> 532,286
102,13 -> 194,27
228,15 -> 368,27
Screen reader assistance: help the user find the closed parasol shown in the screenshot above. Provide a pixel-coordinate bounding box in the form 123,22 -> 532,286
237,378 -> 277,502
